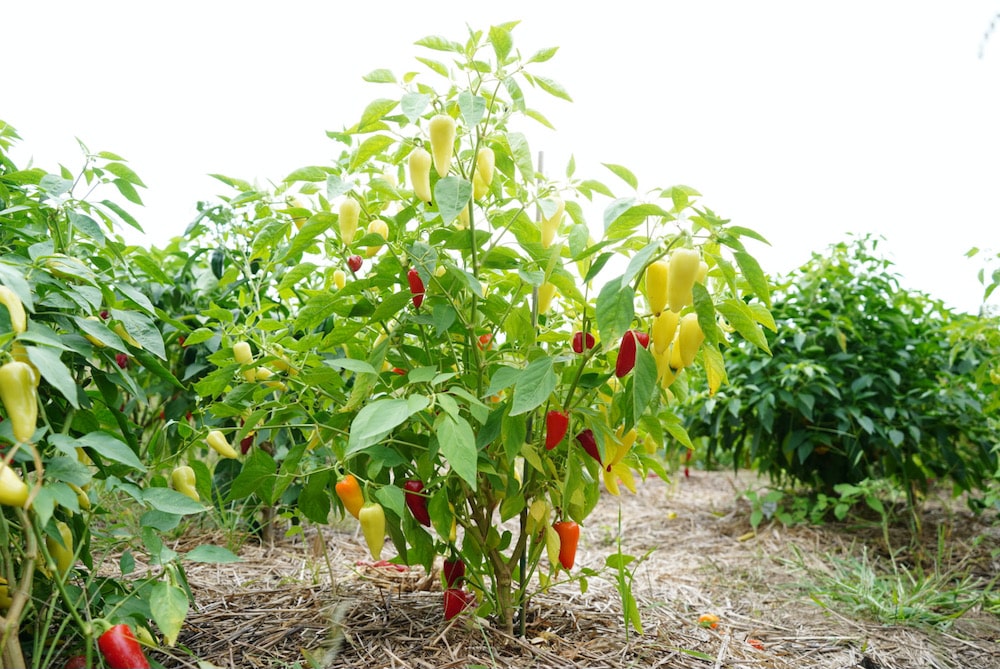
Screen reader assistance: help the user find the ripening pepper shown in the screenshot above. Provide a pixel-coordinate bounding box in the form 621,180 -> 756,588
98,624 -> 151,669
473,147 -> 495,199
407,268 -> 425,309
455,204 -> 470,229
652,310 -> 679,355
667,248 -> 701,313
233,341 -> 256,382
696,260 -> 709,284
0,461 -> 29,507
428,114 -> 456,176
408,147 -> 433,203
206,430 -> 239,459
443,587 -> 473,620
575,429 -> 601,464
540,196 -> 564,249
552,520 -> 580,570
442,557 -> 465,588
0,286 -> 27,334
366,219 -> 389,258
333,270 -> 346,290
171,466 -> 199,502
537,282 -> 556,314
544,410 -> 569,450
46,521 -> 74,577
634,331 -> 650,349
0,361 -> 38,443
113,323 -> 143,349
572,331 -> 595,354
335,474 -> 365,519
645,260 -> 669,315
339,198 -> 361,246
403,479 -> 431,527
615,330 -> 638,378
359,502 -> 386,560
677,312 -> 705,368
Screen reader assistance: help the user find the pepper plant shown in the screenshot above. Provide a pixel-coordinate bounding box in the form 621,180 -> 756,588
192,24 -> 773,634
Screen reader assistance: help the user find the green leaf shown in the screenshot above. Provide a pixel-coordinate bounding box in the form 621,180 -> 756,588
433,177 -> 472,225
347,396 -> 430,455
374,484 -> 406,518
458,91 -> 487,127
526,46 -> 559,63
77,432 -> 145,471
596,277 -> 635,346
142,488 -> 206,516
602,163 -> 638,190
416,57 -> 449,78
283,213 -> 335,260
326,174 -> 353,200
277,262 -> 319,292
632,347 -> 659,426
359,98 -> 399,132
401,92 -> 432,123
715,298 -> 770,353
506,132 -> 535,181
150,582 -> 188,646
184,545 -> 241,563
351,135 -> 394,170
622,243 -> 661,289
734,251 -> 772,308
489,25 -> 513,61
25,346 -> 79,408
325,358 -> 377,375
363,69 -> 396,83
415,35 -> 464,52
532,75 -> 573,101
104,161 -> 146,187
229,448 -> 277,502
510,356 -> 557,416
435,414 -> 478,488
110,309 -> 166,359
68,212 -> 105,245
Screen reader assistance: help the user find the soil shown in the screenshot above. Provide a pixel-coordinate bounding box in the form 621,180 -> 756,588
150,470 -> 999,669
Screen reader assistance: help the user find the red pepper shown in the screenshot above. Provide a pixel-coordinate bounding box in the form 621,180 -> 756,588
98,624 -> 150,669
615,330 -> 638,378
407,268 -> 425,308
240,433 -> 254,454
634,330 -> 650,349
443,587 -> 474,620
575,429 -> 601,464
403,479 -> 432,527
115,353 -> 129,369
443,557 -> 465,587
477,333 -> 493,350
552,520 -> 580,570
347,255 -> 363,272
544,410 -> 569,450
572,331 -> 595,354
64,656 -> 88,669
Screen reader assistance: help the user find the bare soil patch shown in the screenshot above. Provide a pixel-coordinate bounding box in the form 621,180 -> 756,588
152,470 -> 999,668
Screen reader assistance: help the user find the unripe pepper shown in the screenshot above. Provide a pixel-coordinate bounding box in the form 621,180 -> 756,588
575,429 -> 601,464
0,286 -> 27,334
46,521 -> 74,577
442,557 -> 465,587
83,316 -> 107,347
403,479 -> 431,527
339,198 -> 361,246
645,260 -> 669,315
428,114 -> 456,176
171,466 -> 199,502
408,147 -> 433,203
677,312 -> 705,368
0,361 -> 38,443
113,323 -> 143,349
552,520 -> 580,570
0,577 -> 12,609
537,282 -> 556,314
366,218 -> 389,258
540,196 -> 564,249
0,462 -> 29,507
335,473 -> 365,519
407,268 -> 425,309
572,331 -> 595,354
667,247 -> 701,313
333,270 -> 346,290
544,410 -> 569,450
359,502 -> 386,560
615,330 -> 638,378
473,147 -> 495,199
98,624 -> 150,669
233,341 -> 256,382
206,430 -> 238,459
652,310 -> 679,355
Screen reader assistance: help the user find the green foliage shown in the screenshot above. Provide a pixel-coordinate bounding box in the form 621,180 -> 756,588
687,234 -> 999,504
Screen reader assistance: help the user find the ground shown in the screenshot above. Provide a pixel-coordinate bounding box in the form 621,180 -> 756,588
153,470 -> 999,669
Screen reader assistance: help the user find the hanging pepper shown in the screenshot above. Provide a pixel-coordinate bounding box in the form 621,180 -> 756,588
540,196 -> 564,249
428,114 -> 456,177
443,587 -> 473,620
366,219 -> 389,258
233,341 -> 256,382
0,462 -> 29,507
408,147 -> 433,203
677,312 -> 705,368
652,310 -> 679,355
339,198 -> 361,246
0,286 -> 26,334
98,624 -> 150,669
667,247 -> 701,312
544,410 -> 569,450
205,430 -> 238,459
335,474 -> 365,519
537,282 -> 556,314
403,479 -> 432,527
552,520 -> 580,570
359,502 -> 386,560
407,268 -> 425,309
572,331 -> 595,354
442,557 -> 465,588
171,466 -> 199,502
473,147 -> 495,199
615,330 -> 638,378
46,521 -> 74,577
645,260 -> 669,315
575,429 -> 601,464
0,361 -> 38,443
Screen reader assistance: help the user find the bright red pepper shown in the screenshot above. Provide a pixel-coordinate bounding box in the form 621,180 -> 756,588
572,331 -> 595,354
443,587 -> 474,620
443,557 -> 465,587
575,429 -> 601,464
407,268 -> 425,309
615,330 -> 638,378
552,520 -> 580,570
634,330 -> 650,349
544,410 -> 569,450
403,479 -> 431,527
347,255 -> 363,273
64,655 -> 88,669
98,624 -> 150,669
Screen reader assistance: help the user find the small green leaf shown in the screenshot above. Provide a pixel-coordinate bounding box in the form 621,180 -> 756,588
359,98 -> 399,132
602,163 -> 638,190
77,432 -> 145,471
142,488 -> 206,516
363,69 -> 396,83
435,414 -> 478,488
434,177 -> 472,225
150,582 -> 188,646
532,75 -> 573,101
347,396 -> 430,455
510,356 -> 557,416
184,545 -> 241,563
401,92 -> 432,122
458,91 -> 487,127
26,346 -> 80,408
489,25 -> 513,61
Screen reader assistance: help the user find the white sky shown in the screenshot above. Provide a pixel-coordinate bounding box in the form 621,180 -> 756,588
6,1 -> 1000,314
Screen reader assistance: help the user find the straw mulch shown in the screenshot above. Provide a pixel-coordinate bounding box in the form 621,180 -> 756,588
148,470 -> 1000,669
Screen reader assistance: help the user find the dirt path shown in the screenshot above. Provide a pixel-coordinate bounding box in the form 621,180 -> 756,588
159,470 -> 999,668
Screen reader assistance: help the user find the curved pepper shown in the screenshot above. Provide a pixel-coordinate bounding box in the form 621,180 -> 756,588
544,410 -> 569,450
0,286 -> 26,334
359,502 -> 386,560
572,331 -> 595,354
335,474 -> 365,519
339,198 -> 361,246
98,624 -> 150,669
552,520 -> 580,570
645,260 -> 669,315
537,282 -> 556,315
171,466 -> 200,502
46,521 -> 74,577
0,462 -> 29,507
0,361 -> 38,443
442,557 -> 465,587
408,147 -> 433,203
575,429 -> 601,464
667,247 -> 701,313
206,430 -> 238,459
403,479 -> 432,527
615,330 -> 638,378
540,196 -> 564,249
407,268 -> 425,309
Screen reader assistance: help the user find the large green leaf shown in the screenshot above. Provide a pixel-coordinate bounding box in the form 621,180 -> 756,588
435,414 -> 478,488
510,356 -> 557,416
347,396 -> 430,455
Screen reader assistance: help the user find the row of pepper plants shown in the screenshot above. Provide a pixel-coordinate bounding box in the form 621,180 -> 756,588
0,23 -> 774,666
188,23 -> 774,636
